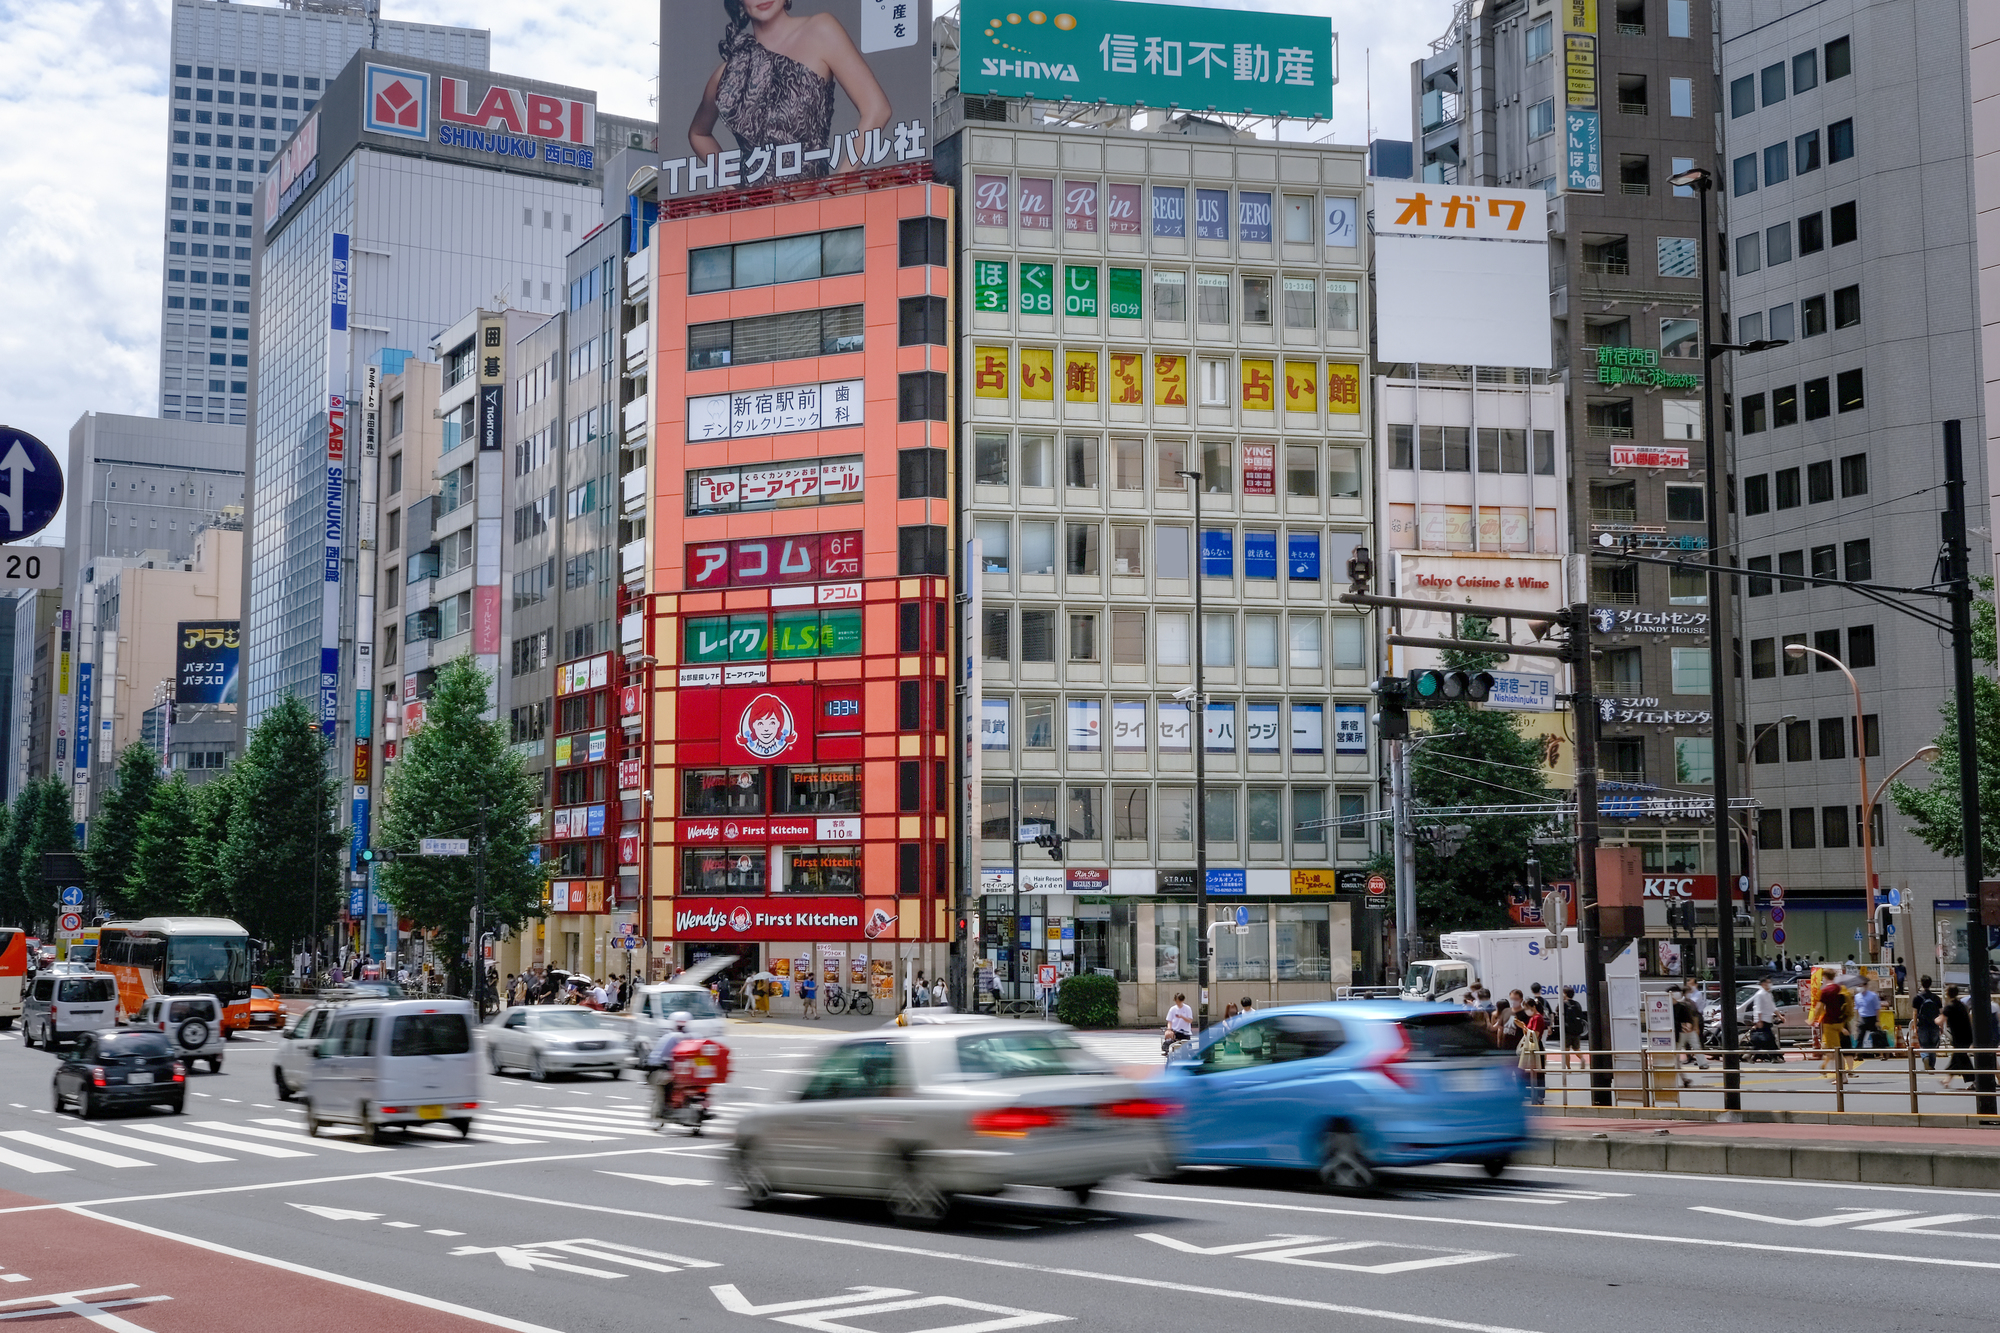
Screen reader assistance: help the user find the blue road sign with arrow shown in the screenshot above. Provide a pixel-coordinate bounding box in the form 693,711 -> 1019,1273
0,427 -> 63,543
59,886 -> 83,907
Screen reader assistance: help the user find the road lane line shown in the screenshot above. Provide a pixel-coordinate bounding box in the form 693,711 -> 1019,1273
1514,1165 -> 2000,1199
63,1208 -> 566,1333
0,1132 -> 151,1168
60,1128 -> 232,1164
0,1143 -> 71,1174
1094,1190 -> 2000,1272
391,1178 -> 1551,1333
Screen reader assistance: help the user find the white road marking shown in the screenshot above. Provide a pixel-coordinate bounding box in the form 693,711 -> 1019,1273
1853,1213 -> 2000,1238
60,1128 -> 232,1164
66,1209 -> 566,1332
1138,1233 -> 1328,1256
428,1230 -> 465,1236
1517,1164 -> 2000,1200
399,1179 -> 1555,1333
1136,1233 -> 1506,1274
0,1132 -> 150,1168
384,1221 -> 420,1228
216,1121 -> 391,1153
122,1124 -> 313,1158
599,1171 -> 711,1186
0,1285 -> 171,1332
0,1143 -> 72,1174
713,1286 -> 916,1317
483,1109 -> 654,1133
289,1204 -> 382,1221
1689,1206 -> 1919,1227
775,1294 -> 1068,1332
1098,1190 -> 2000,1272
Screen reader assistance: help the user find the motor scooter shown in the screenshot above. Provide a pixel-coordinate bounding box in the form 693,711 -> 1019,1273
649,1036 -> 730,1134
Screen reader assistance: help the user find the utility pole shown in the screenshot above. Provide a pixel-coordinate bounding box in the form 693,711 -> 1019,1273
1010,777 -> 1021,1008
1391,739 -> 1416,978
1942,420 -> 1996,1114
1178,469 -> 1210,1031
1568,598 -> 1611,1106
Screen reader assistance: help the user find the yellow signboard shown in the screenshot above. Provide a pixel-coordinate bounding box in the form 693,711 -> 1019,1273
1561,0 -> 1595,33
1020,347 -> 1054,401
1153,354 -> 1187,406
1107,351 -> 1144,405
1291,869 -> 1341,896
1241,358 -> 1275,412
1063,349 -> 1100,403
974,346 -> 1010,399
1283,361 -> 1318,412
1327,363 -> 1362,415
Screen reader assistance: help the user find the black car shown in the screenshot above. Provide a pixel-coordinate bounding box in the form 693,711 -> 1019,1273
53,1030 -> 187,1118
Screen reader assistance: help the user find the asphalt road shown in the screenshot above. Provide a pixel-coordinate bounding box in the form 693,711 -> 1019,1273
2,1017 -> 1997,1333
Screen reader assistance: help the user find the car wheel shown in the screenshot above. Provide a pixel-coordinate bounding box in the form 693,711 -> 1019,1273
167,1097 -> 185,1116
886,1157 -> 952,1228
304,1104 -> 321,1138
488,1047 -> 504,1076
1482,1156 -> 1511,1179
77,1089 -> 95,1121
530,1054 -> 548,1083
733,1142 -> 774,1209
1068,1183 -> 1098,1206
361,1120 -> 381,1145
453,1119 -> 472,1139
606,1068 -> 620,1081
1318,1130 -> 1376,1195
274,1068 -> 294,1102
177,1018 -> 210,1050
209,1056 -> 223,1075
22,1022 -> 35,1050
51,1083 -> 64,1113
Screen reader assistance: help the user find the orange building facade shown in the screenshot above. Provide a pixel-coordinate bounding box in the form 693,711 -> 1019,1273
641,179 -> 954,1004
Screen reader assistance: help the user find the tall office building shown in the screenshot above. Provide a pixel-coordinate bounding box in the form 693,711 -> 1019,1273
158,0 -> 487,422
1722,2 -> 1988,975
243,46 -> 645,744
1418,0 -> 1729,975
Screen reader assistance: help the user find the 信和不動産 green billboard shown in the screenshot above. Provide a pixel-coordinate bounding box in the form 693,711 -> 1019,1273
960,0 -> 1334,119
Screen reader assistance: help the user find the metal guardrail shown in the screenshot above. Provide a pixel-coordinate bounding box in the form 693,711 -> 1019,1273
1534,1045 -> 2000,1116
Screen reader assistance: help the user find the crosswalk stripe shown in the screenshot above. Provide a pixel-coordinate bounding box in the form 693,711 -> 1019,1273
0,1142 -> 71,1174
206,1121 -> 393,1154
469,1117 -> 621,1142
61,1127 -> 232,1163
123,1124 -> 314,1158
0,1131 -> 150,1168
483,1110 -> 659,1135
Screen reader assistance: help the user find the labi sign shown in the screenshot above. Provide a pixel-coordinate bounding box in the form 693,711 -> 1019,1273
960,0 -> 1332,119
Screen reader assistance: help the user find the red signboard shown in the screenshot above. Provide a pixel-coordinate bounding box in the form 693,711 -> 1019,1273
685,533 -> 861,590
679,817 -> 820,842
671,896 -> 891,941
1610,444 -> 1689,469
723,684 -> 818,765
1241,442 -> 1275,496
621,685 -> 641,718
550,881 -> 606,913
618,831 -> 639,866
619,758 -> 643,792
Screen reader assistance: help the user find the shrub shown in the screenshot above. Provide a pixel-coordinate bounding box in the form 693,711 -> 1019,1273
1054,972 -> 1121,1028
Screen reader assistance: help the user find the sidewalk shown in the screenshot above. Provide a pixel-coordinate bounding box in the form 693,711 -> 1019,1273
1527,1110 -> 2000,1189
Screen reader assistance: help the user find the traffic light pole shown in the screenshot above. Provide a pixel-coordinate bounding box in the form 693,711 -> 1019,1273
1392,739 -> 1416,981
1569,599 -> 1612,1107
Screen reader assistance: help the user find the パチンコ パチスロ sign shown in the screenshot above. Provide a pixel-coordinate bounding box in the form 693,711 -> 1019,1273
960,0 -> 1333,119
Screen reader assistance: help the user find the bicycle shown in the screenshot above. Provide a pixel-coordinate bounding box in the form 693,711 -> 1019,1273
822,983 -> 873,1017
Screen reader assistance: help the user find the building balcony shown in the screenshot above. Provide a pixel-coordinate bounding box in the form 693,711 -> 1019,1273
623,321 -> 649,374
1590,506 -> 1638,524
1617,22 -> 1645,35
625,250 -> 649,301
1582,261 -> 1630,276
1584,425 -> 1636,439
622,394 -> 649,442
1619,182 -> 1651,195
1618,102 -> 1649,116
621,466 -> 647,516
620,538 -> 646,580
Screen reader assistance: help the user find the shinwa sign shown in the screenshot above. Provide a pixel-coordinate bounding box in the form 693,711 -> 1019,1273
959,0 -> 1333,119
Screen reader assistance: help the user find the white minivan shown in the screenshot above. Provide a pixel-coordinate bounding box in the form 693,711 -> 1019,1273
302,999 -> 480,1142
625,983 -> 726,1064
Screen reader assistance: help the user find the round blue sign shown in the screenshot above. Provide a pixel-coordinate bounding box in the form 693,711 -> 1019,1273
59,886 -> 83,907
1771,926 -> 1786,945
1234,905 -> 1249,927
0,427 -> 63,543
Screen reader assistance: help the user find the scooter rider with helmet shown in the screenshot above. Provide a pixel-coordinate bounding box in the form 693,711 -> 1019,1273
645,1012 -> 692,1128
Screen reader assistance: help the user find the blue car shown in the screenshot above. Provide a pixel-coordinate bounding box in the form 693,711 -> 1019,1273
1156,1001 -> 1530,1192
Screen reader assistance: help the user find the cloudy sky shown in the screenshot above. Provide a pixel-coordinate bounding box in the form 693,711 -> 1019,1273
0,0 -> 1450,543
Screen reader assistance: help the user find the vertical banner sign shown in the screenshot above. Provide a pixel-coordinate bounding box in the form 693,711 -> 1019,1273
73,662 -> 94,770
1563,0 -> 1601,192
964,536 -> 982,931
354,363 -> 379,738
474,318 -> 506,659
322,232 -> 352,739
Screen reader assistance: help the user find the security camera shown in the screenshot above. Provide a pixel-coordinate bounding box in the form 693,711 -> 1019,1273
1172,686 -> 1196,702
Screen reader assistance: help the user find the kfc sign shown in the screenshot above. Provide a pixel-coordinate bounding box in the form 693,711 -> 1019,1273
685,533 -> 863,590
1642,875 -> 1717,901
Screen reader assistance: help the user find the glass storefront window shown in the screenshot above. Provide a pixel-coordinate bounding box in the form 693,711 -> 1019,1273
682,847 -> 768,894
1276,904 -> 1331,979
777,845 -> 860,894
1073,901 -> 1136,981
1215,905 -> 1269,980
775,766 -> 861,813
682,768 -> 765,816
1155,903 -> 1197,982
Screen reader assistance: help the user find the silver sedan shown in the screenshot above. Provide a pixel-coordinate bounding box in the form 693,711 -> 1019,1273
485,1006 -> 624,1081
730,1022 -> 1177,1225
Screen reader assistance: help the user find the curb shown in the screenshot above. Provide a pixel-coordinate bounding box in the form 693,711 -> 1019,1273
1535,1104 -> 2000,1130
1534,1132 -> 2000,1190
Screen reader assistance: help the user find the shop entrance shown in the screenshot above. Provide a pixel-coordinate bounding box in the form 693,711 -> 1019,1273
678,944 -> 758,1008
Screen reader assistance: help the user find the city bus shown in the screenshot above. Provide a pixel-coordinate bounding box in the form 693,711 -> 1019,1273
0,928 -> 26,1030
98,917 -> 252,1022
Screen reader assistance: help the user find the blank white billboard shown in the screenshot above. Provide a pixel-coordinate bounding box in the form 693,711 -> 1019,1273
1370,180 -> 1552,370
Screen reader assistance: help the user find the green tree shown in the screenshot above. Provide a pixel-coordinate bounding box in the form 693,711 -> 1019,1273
1380,626 -> 1572,938
1891,580 -> 2000,865
184,769 -> 239,917
10,777 -> 76,934
378,655 -> 543,991
88,745 -> 163,917
0,786 -> 23,928
219,693 -> 341,955
127,775 -> 202,917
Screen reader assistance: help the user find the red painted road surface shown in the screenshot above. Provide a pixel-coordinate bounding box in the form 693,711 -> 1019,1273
0,1189 -> 540,1332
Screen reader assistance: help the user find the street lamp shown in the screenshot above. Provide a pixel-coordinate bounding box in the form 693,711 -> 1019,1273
1668,163 -> 1744,1105
1175,467 -> 1210,1032
1784,642 -> 1903,962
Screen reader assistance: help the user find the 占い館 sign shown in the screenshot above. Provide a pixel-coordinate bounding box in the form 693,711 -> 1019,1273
960,0 -> 1332,119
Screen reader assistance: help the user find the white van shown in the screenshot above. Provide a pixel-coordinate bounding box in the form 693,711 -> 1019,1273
302,999 -> 480,1142
21,973 -> 120,1049
625,983 -> 726,1064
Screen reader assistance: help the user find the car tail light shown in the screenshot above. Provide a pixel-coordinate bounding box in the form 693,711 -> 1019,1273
172,1063 -> 186,1082
1366,1027 -> 1418,1090
379,1106 -> 405,1114
1102,1098 -> 1176,1120
969,1106 -> 1067,1137
455,1102 -> 478,1110
90,1067 -> 106,1087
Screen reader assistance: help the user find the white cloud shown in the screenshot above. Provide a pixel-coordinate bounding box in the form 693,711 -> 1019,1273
0,0 -> 1447,535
